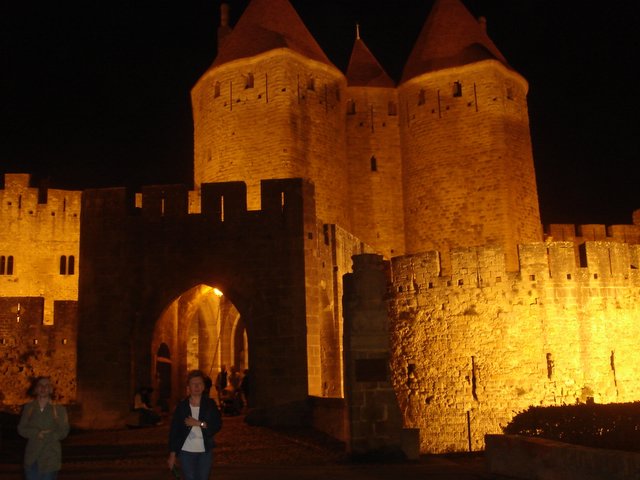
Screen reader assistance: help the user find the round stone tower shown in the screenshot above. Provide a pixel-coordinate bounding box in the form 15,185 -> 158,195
191,0 -> 350,229
345,30 -> 405,259
398,0 -> 542,271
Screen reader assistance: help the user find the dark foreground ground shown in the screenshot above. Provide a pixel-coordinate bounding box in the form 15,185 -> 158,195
0,414 -> 512,479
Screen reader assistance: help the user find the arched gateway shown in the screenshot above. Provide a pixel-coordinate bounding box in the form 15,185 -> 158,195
75,178 -> 353,429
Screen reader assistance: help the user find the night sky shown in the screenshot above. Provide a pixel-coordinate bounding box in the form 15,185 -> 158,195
2,1 -> 638,225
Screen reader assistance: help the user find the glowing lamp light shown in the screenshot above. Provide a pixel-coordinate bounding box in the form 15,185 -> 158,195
213,288 -> 223,297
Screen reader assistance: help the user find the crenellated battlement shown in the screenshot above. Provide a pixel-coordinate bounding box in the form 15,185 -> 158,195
82,177 -> 314,228
391,238 -> 640,294
546,222 -> 640,245
0,173 -> 82,222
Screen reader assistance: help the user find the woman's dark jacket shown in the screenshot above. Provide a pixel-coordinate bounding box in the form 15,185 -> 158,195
168,396 -> 222,453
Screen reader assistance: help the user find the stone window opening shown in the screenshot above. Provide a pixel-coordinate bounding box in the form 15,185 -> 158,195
370,156 -> 377,172
59,255 -> 75,275
470,356 -> 478,401
244,73 -> 254,89
453,81 -> 462,97
610,350 -> 618,390
418,89 -> 426,106
506,87 -> 514,100
388,101 -> 397,116
1,255 -> 14,275
546,353 -> 554,379
323,224 -> 330,245
307,77 -> 315,91
214,81 -> 221,98
407,363 -> 417,389
347,99 -> 356,115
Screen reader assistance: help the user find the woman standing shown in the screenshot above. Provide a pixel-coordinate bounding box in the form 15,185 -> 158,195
17,376 -> 70,480
168,370 -> 222,480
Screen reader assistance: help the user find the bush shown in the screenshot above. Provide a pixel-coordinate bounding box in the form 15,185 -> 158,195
503,402 -> 640,452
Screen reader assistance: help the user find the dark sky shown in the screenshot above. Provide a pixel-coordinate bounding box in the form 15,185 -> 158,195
2,1 -> 638,225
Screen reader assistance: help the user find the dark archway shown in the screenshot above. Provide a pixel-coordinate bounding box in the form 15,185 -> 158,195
151,284 -> 242,410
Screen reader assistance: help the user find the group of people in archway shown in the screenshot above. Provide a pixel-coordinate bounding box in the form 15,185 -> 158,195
213,364 -> 252,416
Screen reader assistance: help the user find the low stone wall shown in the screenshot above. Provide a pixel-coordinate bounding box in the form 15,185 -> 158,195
309,396 -> 348,442
485,434 -> 640,479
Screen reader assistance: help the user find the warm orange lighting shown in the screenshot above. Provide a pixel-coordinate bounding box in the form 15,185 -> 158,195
213,288 -> 223,297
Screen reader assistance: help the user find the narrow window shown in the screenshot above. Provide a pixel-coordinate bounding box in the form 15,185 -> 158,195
610,351 -> 618,390
453,81 -> 463,97
68,255 -> 75,275
6,256 -> 13,275
214,81 -> 221,98
470,356 -> 478,401
388,101 -> 397,116
546,353 -> 554,379
307,77 -> 315,91
347,100 -> 356,115
245,73 -> 254,89
418,89 -> 426,105
370,156 -> 377,172
60,256 -> 67,275
506,87 -> 514,100
0,256 -> 5,274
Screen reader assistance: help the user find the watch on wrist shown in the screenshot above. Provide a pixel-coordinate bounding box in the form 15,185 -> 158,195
200,421 -> 205,428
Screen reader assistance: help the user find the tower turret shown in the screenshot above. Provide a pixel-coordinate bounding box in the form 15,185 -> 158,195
345,28 -> 404,258
398,0 -> 541,271
191,0 -> 350,228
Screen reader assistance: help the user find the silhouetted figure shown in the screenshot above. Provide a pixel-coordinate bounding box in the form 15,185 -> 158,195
18,376 -> 70,479
134,387 -> 161,426
214,365 -> 228,403
240,369 -> 253,409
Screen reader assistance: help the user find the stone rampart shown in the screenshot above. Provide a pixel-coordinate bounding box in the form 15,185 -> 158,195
0,174 -> 80,409
388,240 -> 640,453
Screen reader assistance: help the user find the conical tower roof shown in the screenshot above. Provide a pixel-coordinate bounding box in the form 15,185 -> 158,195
346,31 -> 395,88
210,0 -> 334,69
401,0 -> 509,83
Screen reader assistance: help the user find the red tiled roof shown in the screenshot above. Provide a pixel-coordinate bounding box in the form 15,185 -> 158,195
401,0 -> 509,83
210,0 -> 333,69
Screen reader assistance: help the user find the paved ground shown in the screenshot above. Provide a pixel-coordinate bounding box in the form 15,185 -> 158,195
0,414 -> 512,479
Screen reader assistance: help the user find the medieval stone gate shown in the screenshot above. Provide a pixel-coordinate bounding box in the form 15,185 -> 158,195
75,178 -> 325,428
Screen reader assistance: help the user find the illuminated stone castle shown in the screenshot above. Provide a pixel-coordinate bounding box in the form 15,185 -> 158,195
1,0 -> 639,454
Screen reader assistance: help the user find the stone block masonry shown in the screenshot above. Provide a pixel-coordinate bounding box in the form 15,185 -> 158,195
388,239 -> 640,453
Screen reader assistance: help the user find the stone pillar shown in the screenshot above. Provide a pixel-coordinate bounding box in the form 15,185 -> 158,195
342,254 -> 406,458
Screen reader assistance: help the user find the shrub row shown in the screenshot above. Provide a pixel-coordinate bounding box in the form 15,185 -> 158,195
503,402 -> 640,452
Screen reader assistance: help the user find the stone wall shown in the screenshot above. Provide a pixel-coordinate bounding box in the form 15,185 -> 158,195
398,61 -> 541,272
0,174 -> 80,408
345,85 -> 404,259
192,50 -> 351,230
388,239 -> 640,453
486,434 -> 640,480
